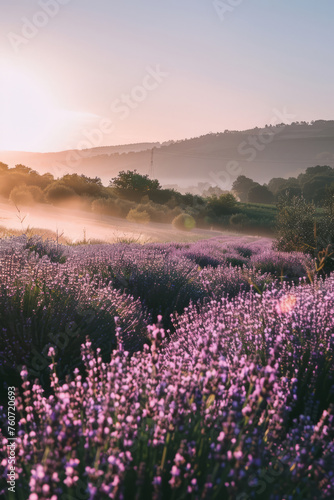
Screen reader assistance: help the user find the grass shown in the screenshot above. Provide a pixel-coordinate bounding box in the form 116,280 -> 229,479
0,224 -> 70,244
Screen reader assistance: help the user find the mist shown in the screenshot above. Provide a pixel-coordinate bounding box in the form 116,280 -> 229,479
0,196 -> 241,244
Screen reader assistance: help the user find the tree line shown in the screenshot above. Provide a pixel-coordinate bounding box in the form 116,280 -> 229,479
232,165 -> 334,205
1,161 -> 333,236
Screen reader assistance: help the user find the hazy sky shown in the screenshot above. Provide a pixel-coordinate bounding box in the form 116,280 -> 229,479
1,0 -> 334,152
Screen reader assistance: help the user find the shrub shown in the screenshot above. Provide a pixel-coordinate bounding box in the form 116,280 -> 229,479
230,212 -> 251,228
251,249 -> 312,280
110,170 -> 160,193
172,213 -> 196,231
126,208 -> 150,224
26,236 -> 67,263
92,197 -> 122,217
224,253 -> 249,267
45,183 -> 76,204
248,184 -> 275,204
136,201 -> 182,224
0,276 -> 147,391
275,196 -> 316,253
136,202 -> 168,223
207,192 -> 237,216
181,251 -> 222,268
29,185 -> 45,202
234,245 -> 254,258
104,252 -> 204,329
116,198 -> 137,217
9,186 -> 35,206
199,264 -> 272,298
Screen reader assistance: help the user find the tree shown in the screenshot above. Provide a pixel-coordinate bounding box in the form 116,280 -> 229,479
202,186 -> 226,198
302,176 -> 333,204
45,183 -> 76,204
0,162 -> 8,173
275,185 -> 302,201
298,165 -> 334,188
275,196 -> 316,253
172,213 -> 196,231
126,208 -> 150,224
9,186 -> 35,206
80,175 -> 103,186
14,164 -> 33,174
305,165 -> 333,177
275,194 -> 334,274
110,170 -> 160,194
232,176 -> 258,202
316,184 -> 334,252
230,213 -> 250,228
58,173 -> 104,198
267,177 -> 287,195
207,193 -> 237,216
247,185 -> 274,204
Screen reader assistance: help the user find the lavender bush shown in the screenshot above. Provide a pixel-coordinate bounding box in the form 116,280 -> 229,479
26,236 -> 67,264
0,235 -> 333,499
0,239 -> 148,391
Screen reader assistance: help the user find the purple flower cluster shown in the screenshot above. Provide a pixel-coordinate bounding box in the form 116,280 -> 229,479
0,235 -> 332,499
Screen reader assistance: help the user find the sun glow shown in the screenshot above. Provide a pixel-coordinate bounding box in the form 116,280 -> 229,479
0,62 -> 60,151
0,62 -> 100,153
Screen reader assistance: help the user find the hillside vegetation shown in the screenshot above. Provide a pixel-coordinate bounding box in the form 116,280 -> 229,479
2,161 -> 334,238
1,120 -> 334,187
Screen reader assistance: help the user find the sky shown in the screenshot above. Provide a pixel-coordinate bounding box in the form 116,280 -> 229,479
0,0 -> 334,152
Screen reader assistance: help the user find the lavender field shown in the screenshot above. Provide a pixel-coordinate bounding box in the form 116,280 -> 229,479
0,235 -> 333,499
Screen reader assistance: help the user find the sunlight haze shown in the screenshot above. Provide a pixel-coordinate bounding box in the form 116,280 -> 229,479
1,0 -> 334,152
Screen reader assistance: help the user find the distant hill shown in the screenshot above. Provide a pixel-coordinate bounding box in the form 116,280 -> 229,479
1,120 -> 334,190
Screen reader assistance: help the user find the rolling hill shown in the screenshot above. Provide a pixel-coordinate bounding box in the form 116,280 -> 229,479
1,120 -> 334,191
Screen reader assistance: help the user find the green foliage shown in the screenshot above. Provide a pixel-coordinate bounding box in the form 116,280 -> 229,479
110,170 -> 160,195
0,278 -> 147,390
202,185 -> 227,198
26,236 -> 67,263
172,213 -> 196,231
268,165 -> 334,204
275,196 -> 316,253
248,184 -> 274,204
61,173 -> 103,197
3,158 -> 334,238
232,203 -> 277,235
29,172 -> 55,191
0,172 -> 28,197
298,165 -> 334,188
14,164 -> 33,174
44,183 -> 76,204
235,167 -> 334,207
230,213 -> 250,228
9,186 -> 35,206
126,208 -> 151,224
232,175 -> 259,202
182,192 -> 198,206
267,177 -> 287,195
10,185 -> 45,206
148,188 -> 181,205
28,185 -> 45,203
206,193 -> 237,216
136,201 -> 181,223
302,176 -> 333,205
92,197 -> 123,217
275,185 -> 302,201
105,256 -> 204,329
